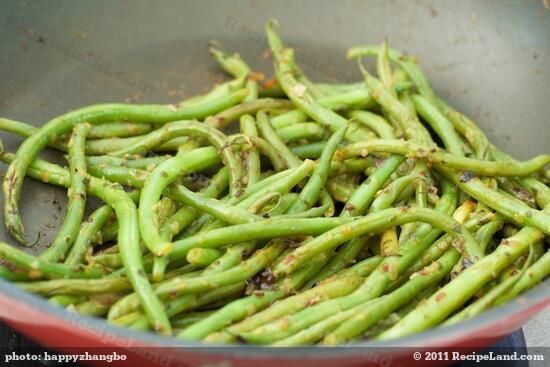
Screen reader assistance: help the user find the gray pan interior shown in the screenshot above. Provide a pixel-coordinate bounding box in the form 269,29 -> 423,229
0,0 -> 548,349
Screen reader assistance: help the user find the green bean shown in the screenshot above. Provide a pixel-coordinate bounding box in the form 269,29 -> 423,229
370,175 -> 418,212
438,166 -> 550,234
186,248 -> 223,267
240,115 -> 261,188
497,177 -> 536,207
322,204 -> 479,343
206,99 -> 294,129
247,192 -> 281,215
140,148 -> 254,256
111,242 -> 283,318
64,205 -> 114,266
258,81 -> 286,98
208,43 -> 249,79
325,178 -> 354,203
178,252 -> 331,341
182,74 -> 245,109
48,295 -> 86,307
289,142 -> 326,159
202,277 -> 363,343
228,134 -> 287,171
392,210 -> 494,288
358,64 -> 432,145
0,117 -> 40,138
161,168 -> 229,238
256,111 -> 302,168
376,40 -> 394,91
174,158 -> 314,243
342,155 -> 405,216
336,256 -> 384,279
329,158 -> 375,175
476,216 -> 506,253
238,182 -> 457,344
86,176 -> 171,335
231,159 -> 314,210
173,164 -> 310,240
274,206 -> 482,278
87,160 -> 225,252
349,45 -> 495,158
348,111 -> 395,139
17,277 -> 131,296
315,88 -> 376,111
235,126 -> 345,295
41,123 -> 90,259
283,204 -> 330,219
86,155 -> 171,171
297,134 -> 398,284
70,295 -> 119,317
88,164 -> 150,187
494,250 -> 550,305
170,217 -> 351,263
148,197 -> 177,281
113,241 -> 258,331
87,122 -> 155,139
321,249 -> 459,345
288,126 -> 347,213
268,82 -> 410,131
172,311 -> 216,329
0,265 -> 31,282
378,227 -> 544,340
3,89 -> 248,244
337,139 -> 550,177
208,45 -> 258,102
0,118 -> 154,141
412,94 -> 464,156
91,253 -> 124,269
270,110 -> 309,130
266,21 -> 370,143
1,142 -> 222,278
0,242 -> 103,280
275,123 -> 326,143
0,150 -> 69,188
319,154 -> 405,279
443,247 -> 535,326
110,121 -> 243,196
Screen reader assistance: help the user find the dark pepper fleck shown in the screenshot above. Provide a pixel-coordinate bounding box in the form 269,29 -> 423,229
246,268 -> 276,293
459,170 -> 475,182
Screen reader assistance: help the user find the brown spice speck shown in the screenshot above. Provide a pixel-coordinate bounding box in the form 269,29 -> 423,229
282,239 -> 300,249
261,77 -> 277,89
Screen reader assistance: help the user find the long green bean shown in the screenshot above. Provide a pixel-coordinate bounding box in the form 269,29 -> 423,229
41,123 -> 90,259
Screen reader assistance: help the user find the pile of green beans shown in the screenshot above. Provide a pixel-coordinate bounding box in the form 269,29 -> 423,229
0,20 -> 549,345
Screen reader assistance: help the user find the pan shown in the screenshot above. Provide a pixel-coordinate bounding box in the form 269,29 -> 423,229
0,0 -> 549,366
